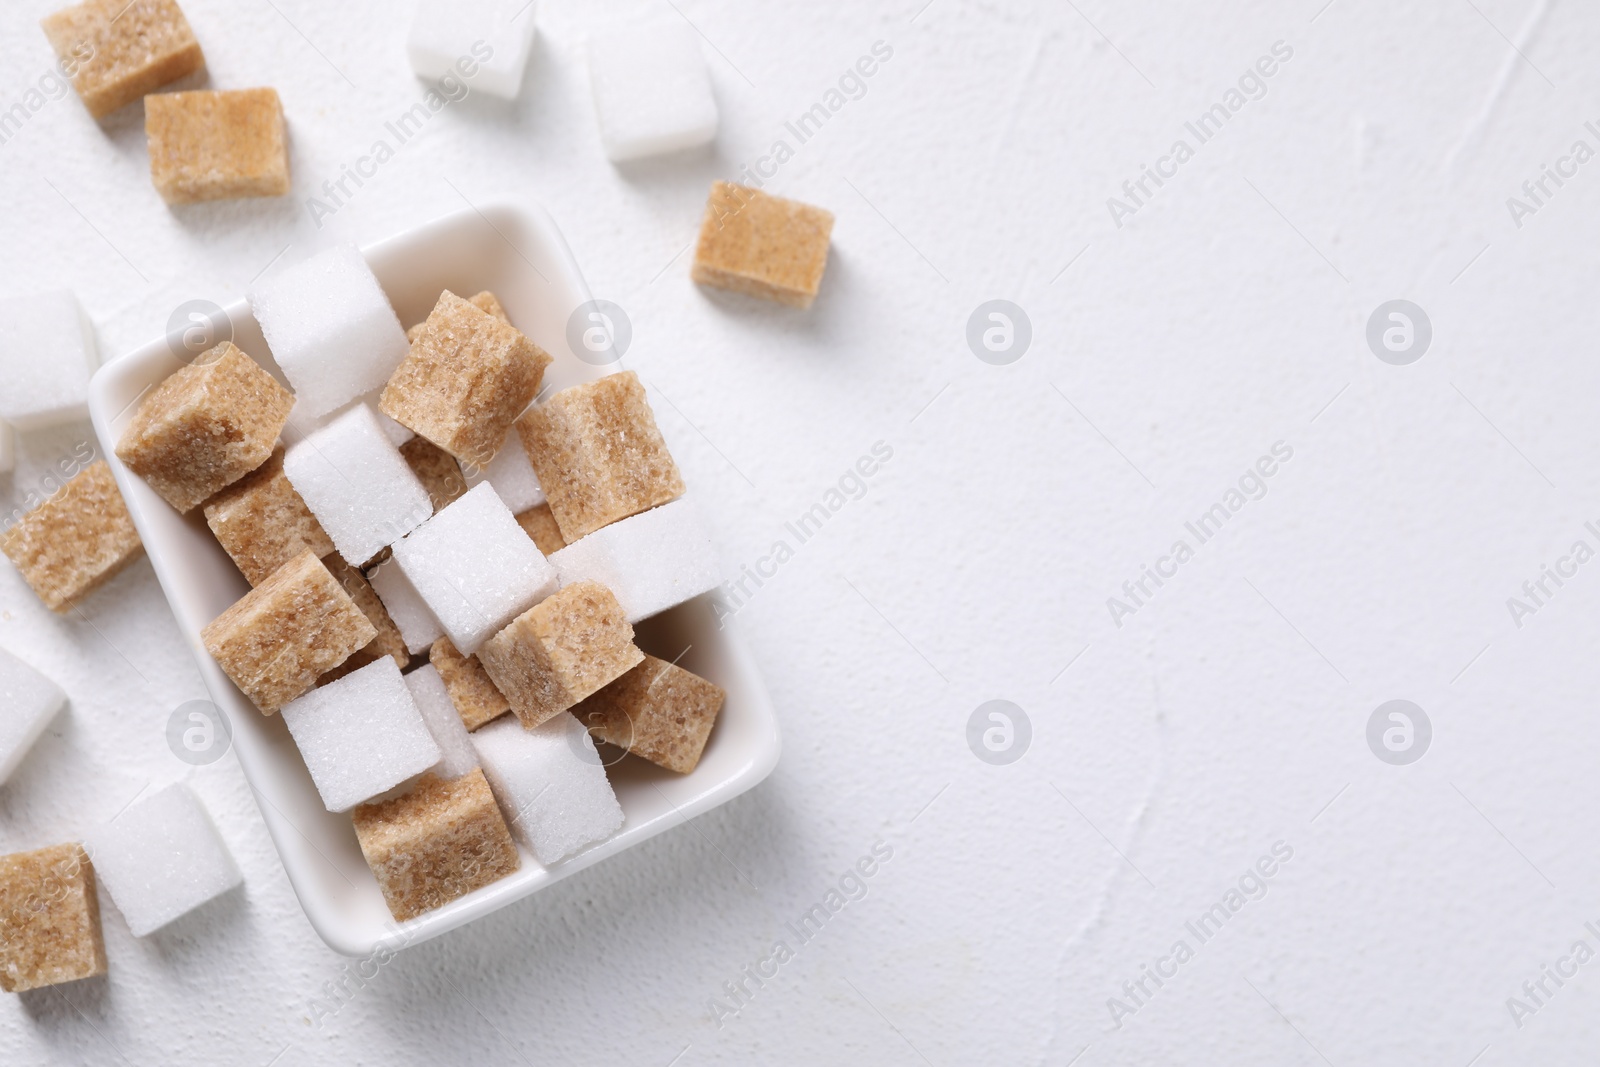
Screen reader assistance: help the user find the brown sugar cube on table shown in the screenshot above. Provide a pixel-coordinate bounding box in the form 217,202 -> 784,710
201,549 -> 376,714
318,555 -> 409,682
429,636 -> 510,731
515,370 -> 684,543
691,181 -> 835,308
145,88 -> 290,205
2,460 -> 143,613
514,503 -> 567,556
351,769 -> 519,922
477,580 -> 644,730
0,843 -> 107,993
575,654 -> 726,774
40,0 -> 204,119
116,341 -> 293,513
203,447 -> 334,586
400,437 -> 466,513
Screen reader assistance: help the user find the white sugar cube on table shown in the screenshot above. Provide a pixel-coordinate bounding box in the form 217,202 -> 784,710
284,404 -> 433,566
0,290 -> 98,430
408,0 -> 538,101
550,498 -> 721,623
0,646 -> 66,785
248,246 -> 410,418
393,483 -> 558,653
405,664 -> 480,780
370,562 -> 444,656
463,430 -> 544,512
588,22 -> 718,163
473,712 -> 623,864
83,784 -> 242,937
281,658 -> 441,813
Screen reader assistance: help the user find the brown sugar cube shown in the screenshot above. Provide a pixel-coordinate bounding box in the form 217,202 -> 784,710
429,636 -> 510,731
202,447 -> 334,586
477,581 -> 643,730
351,769 -> 519,922
40,0 -> 204,119
145,88 -> 290,205
691,181 -> 834,309
200,550 -> 376,714
405,290 -> 508,344
380,290 -> 551,469
116,341 -> 293,512
318,556 -> 408,682
574,655 -> 726,774
0,843 -> 107,993
515,371 -> 684,542
513,503 -> 567,556
2,461 -> 144,613
400,437 -> 467,513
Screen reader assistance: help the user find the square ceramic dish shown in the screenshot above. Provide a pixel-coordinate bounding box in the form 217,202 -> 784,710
87,203 -> 781,956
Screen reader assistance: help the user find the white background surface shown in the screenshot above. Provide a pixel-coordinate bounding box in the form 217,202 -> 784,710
2,0 -> 1598,1063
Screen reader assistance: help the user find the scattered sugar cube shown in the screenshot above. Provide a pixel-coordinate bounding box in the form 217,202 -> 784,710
0,420 -> 14,475
400,436 -> 466,513
369,562 -> 444,657
477,580 -> 643,730
283,404 -> 433,566
380,290 -> 551,469
588,22 -> 717,163
200,550 -> 376,714
515,503 -> 566,556
407,0 -> 538,101
464,430 -> 544,512
319,556 -> 409,680
549,497 -> 720,623
146,88 -> 289,205
203,447 -> 335,586
115,341 -> 294,513
692,181 -> 835,308
248,245 -> 410,418
352,768 -> 518,922
575,654 -> 725,774
82,784 -> 241,937
0,646 -> 67,785
405,665 -> 480,779
516,371 -> 684,542
474,712 -> 623,864
282,657 -> 441,812
0,843 -> 106,992
392,483 -> 558,654
40,0 -> 204,119
2,461 -> 143,613
0,289 -> 98,431
429,636 -> 510,731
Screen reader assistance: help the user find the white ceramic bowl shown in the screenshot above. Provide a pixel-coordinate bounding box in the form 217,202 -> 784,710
87,203 -> 781,956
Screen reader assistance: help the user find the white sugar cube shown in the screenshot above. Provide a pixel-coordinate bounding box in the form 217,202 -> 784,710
248,246 -> 410,418
404,664 -> 479,780
281,657 -> 441,813
472,712 -> 622,864
0,419 -> 13,475
393,483 -> 558,653
0,646 -> 66,785
83,784 -> 242,937
463,430 -> 544,512
549,497 -> 721,623
369,562 -> 443,656
284,404 -> 433,566
0,290 -> 99,430
588,22 -> 717,163
408,0 -> 538,101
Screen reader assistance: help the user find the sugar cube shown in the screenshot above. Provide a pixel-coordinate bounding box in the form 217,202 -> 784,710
145,88 -> 290,205
369,562 -> 444,657
82,784 -> 241,937
477,580 -> 643,730
429,636 -> 510,731
320,555 -> 409,678
2,461 -> 143,613
283,404 -> 433,566
515,503 -> 566,556
515,371 -> 684,542
248,246 -> 410,418
380,290 -> 550,469
574,654 -> 725,774
0,289 -> 98,431
404,665 -> 480,779
463,429 -> 544,512
200,549 -> 376,714
115,341 -> 294,513
692,181 -> 835,308
473,713 -> 623,864
549,498 -> 720,623
203,447 -> 334,585
0,843 -> 106,992
400,436 -> 466,513
352,768 -> 518,922
588,22 -> 717,163
40,0 -> 204,119
0,646 -> 66,785
407,0 -> 538,101
406,290 -> 511,345
281,657 -> 441,813
0,420 -> 14,475
392,483 -> 557,654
